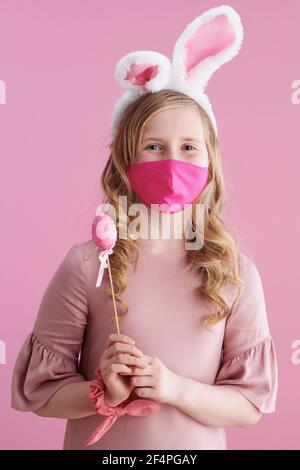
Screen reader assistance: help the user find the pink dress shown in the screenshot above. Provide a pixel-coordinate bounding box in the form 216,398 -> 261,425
11,240 -> 278,450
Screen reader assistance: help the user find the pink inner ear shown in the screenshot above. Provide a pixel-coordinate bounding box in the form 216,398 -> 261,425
124,63 -> 159,85
184,14 -> 236,73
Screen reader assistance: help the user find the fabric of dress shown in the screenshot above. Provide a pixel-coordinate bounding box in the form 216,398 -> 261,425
10,240 -> 278,450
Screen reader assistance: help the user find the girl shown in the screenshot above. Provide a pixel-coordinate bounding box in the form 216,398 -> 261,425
11,5 -> 278,450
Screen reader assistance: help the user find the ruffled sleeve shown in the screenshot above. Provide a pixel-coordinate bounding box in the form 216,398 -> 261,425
213,253 -> 278,414
11,244 -> 88,412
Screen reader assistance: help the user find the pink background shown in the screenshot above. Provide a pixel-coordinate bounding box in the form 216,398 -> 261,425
0,0 -> 299,450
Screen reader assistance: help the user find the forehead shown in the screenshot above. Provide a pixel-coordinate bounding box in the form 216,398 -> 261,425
142,105 -> 205,138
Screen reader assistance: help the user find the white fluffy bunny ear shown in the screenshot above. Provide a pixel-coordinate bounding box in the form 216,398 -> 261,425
171,4 -> 244,89
114,51 -> 171,93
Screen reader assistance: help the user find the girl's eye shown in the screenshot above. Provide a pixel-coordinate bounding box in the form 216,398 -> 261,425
145,144 -> 161,151
184,144 -> 195,151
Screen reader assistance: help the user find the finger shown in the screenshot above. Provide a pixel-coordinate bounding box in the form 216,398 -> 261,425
104,363 -> 133,377
105,334 -> 136,349
101,341 -> 144,364
119,355 -> 152,375
106,353 -> 149,370
125,363 -> 153,376
141,355 -> 152,364
106,342 -> 144,360
131,376 -> 153,387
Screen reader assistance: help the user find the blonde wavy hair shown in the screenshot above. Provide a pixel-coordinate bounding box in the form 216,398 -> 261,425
100,89 -> 244,329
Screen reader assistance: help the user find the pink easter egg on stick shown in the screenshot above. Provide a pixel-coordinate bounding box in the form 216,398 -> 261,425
91,213 -> 117,251
91,211 -> 120,334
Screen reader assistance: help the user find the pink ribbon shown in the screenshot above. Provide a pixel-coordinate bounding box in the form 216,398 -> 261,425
85,368 -> 160,446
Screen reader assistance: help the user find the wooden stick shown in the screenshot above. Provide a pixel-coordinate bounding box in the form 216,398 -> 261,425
107,256 -> 120,334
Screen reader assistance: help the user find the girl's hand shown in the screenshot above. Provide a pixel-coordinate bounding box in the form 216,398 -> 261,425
129,356 -> 180,405
99,333 -> 150,406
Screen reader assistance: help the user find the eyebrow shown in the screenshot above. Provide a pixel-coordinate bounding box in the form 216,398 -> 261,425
142,137 -> 203,144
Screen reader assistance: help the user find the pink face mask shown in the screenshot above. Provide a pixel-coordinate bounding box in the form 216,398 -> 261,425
125,159 -> 209,213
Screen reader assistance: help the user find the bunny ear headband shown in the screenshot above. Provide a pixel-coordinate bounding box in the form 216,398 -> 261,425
110,4 -> 244,137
